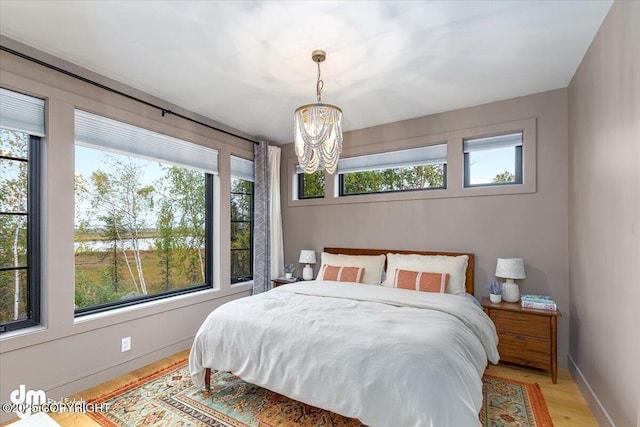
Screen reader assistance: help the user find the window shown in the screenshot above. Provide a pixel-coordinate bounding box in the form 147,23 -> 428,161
74,110 -> 217,315
464,132 -> 523,187
0,89 -> 44,333
297,167 -> 325,199
230,156 -> 254,284
338,144 -> 447,196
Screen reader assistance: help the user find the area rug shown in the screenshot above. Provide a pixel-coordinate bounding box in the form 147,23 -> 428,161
87,359 -> 553,427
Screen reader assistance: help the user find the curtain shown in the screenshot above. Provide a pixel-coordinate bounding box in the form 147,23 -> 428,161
253,141 -> 270,294
269,146 -> 284,280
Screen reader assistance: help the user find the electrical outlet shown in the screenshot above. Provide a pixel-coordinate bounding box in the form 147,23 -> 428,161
121,336 -> 131,352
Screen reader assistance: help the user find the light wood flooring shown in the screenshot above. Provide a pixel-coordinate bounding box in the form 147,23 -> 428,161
3,350 -> 597,426
484,363 -> 598,427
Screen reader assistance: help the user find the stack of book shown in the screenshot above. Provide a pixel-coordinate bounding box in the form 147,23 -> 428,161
521,294 -> 557,311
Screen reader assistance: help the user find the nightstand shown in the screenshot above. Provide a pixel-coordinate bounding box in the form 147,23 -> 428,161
481,297 -> 562,383
271,277 -> 299,288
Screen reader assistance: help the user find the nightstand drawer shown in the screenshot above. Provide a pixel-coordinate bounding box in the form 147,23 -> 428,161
491,310 -> 550,339
498,333 -> 550,370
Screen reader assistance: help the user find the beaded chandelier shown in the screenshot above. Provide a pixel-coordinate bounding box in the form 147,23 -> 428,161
294,50 -> 343,174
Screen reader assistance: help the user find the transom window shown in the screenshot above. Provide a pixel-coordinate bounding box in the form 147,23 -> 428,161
74,110 -> 217,315
0,88 -> 44,333
296,166 -> 325,199
338,144 -> 447,196
464,132 -> 523,187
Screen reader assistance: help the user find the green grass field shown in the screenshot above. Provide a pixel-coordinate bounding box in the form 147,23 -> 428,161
74,249 -> 203,308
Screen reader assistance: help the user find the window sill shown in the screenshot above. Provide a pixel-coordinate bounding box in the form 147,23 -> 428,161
0,325 -> 47,341
231,280 -> 253,289
289,187 -> 451,207
288,181 -> 535,206
73,287 -> 224,324
0,286 -> 251,354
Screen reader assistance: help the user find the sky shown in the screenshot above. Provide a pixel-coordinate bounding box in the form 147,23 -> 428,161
75,145 -> 165,185
74,145 -> 166,229
468,146 -> 516,184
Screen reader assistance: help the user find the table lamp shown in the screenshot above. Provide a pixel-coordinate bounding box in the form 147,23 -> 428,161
299,250 -> 316,281
495,258 -> 526,303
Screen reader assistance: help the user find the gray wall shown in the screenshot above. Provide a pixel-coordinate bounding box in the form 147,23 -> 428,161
0,51 -> 253,423
568,1 -> 640,426
281,89 -> 570,365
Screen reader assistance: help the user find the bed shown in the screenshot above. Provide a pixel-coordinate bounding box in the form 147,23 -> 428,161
189,248 -> 499,426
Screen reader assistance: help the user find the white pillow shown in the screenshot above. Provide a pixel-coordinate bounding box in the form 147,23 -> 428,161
382,253 -> 469,295
317,252 -> 386,285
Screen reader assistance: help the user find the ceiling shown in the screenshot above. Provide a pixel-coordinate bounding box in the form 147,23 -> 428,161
0,1 -> 612,145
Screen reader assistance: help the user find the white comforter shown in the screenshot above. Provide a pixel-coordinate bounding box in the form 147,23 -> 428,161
189,281 -> 499,427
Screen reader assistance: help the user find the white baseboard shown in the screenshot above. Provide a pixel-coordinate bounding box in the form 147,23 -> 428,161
567,354 -> 616,427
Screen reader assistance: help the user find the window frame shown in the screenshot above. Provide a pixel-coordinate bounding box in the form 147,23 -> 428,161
463,133 -> 524,188
336,143 -> 448,197
230,178 -> 254,285
338,163 -> 448,197
0,135 -> 41,333
297,170 -> 325,200
73,155 -> 216,318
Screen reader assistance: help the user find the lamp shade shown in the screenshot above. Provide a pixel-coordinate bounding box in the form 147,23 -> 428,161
299,250 -> 316,264
495,258 -> 526,279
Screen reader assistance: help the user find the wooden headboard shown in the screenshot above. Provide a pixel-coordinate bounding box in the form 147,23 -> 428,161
323,247 -> 475,294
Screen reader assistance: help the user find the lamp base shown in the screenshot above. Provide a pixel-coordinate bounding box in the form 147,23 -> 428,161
502,282 -> 520,303
302,264 -> 314,281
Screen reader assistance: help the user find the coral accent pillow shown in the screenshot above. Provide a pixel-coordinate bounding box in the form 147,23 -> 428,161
320,265 -> 365,283
317,252 -> 386,285
394,269 -> 450,293
383,253 -> 468,295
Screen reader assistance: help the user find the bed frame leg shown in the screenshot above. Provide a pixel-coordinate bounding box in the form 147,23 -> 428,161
204,368 -> 211,391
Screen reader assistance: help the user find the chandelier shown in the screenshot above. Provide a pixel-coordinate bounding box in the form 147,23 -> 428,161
294,50 -> 343,174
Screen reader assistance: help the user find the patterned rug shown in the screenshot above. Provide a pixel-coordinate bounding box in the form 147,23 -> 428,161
87,359 -> 553,427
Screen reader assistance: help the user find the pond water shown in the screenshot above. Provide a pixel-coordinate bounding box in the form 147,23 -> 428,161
74,238 -> 203,252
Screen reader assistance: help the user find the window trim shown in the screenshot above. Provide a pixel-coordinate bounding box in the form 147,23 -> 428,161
230,179 -> 254,285
287,117 -> 536,207
0,135 -> 41,333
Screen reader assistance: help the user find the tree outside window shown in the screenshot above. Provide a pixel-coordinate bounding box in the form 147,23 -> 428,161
230,178 -> 253,283
74,146 -> 210,312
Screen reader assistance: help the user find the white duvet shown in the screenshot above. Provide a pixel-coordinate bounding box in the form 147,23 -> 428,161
190,281 -> 499,427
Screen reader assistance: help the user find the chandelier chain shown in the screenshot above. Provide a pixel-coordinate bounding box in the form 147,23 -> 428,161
316,61 -> 324,103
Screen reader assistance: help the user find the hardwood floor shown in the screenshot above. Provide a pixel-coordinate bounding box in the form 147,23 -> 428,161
485,363 -> 598,427
3,351 -> 597,426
